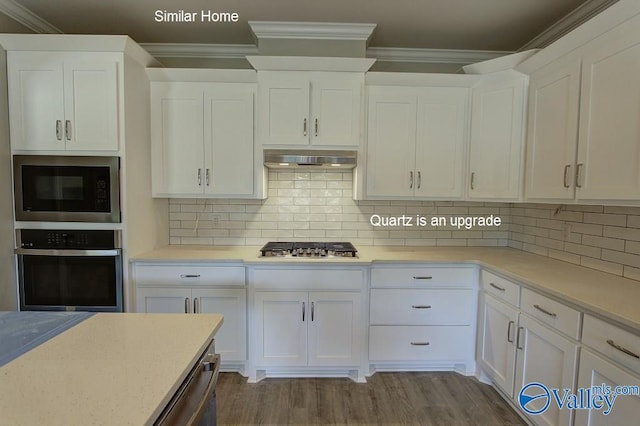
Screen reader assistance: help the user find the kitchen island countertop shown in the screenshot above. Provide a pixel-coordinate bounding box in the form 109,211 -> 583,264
132,245 -> 640,331
0,313 -> 223,425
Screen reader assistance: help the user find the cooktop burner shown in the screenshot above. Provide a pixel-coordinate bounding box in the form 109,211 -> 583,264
259,242 -> 358,258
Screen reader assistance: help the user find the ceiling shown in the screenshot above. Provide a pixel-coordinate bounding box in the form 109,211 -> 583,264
2,0 -> 608,52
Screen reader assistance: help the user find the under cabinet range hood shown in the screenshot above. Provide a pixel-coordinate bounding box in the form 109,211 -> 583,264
264,149 -> 357,169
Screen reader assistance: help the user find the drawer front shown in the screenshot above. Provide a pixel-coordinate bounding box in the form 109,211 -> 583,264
481,270 -> 520,306
369,326 -> 474,361
521,288 -> 582,340
370,289 -> 474,325
250,268 -> 364,291
370,266 -> 475,288
583,314 -> 640,375
134,264 -> 246,287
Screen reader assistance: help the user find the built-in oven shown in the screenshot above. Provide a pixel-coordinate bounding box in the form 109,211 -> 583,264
13,155 -> 121,223
16,229 -> 123,312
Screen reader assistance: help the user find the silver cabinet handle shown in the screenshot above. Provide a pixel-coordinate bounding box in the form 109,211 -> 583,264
507,320 -> 515,343
409,171 -> 414,189
470,172 -> 476,190
576,163 -> 583,188
563,165 -> 571,188
315,118 -> 318,136
56,120 -> 63,140
411,305 -> 432,309
184,297 -> 190,314
516,326 -> 524,350
533,304 -> 557,318
194,297 -> 199,314
65,120 -> 71,140
417,171 -> 421,189
606,339 -> 640,359
410,342 -> 430,346
180,274 -> 201,278
197,168 -> 202,186
489,282 -> 506,292
205,168 -> 210,186
311,301 -> 315,321
303,118 -> 307,136
412,276 -> 432,280
302,301 -> 306,322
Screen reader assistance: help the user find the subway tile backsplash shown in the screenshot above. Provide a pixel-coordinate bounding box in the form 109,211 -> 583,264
168,171 -> 640,282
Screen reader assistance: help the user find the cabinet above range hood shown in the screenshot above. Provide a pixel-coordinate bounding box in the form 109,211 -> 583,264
264,149 -> 357,169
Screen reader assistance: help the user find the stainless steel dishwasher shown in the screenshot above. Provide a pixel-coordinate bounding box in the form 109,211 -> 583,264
154,339 -> 221,426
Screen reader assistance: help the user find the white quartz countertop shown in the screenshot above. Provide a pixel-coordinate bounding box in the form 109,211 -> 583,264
0,313 -> 223,426
132,245 -> 640,331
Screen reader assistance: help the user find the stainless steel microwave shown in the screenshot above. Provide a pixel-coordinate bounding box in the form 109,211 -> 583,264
13,155 -> 121,223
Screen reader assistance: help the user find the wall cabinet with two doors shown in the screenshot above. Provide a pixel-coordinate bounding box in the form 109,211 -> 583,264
7,51 -> 119,152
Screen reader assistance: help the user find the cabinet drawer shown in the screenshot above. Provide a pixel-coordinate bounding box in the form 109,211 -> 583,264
481,270 -> 520,306
134,264 -> 245,286
371,266 -> 475,288
583,314 -> 640,376
250,268 -> 364,291
369,326 -> 473,361
370,289 -> 474,325
521,288 -> 582,339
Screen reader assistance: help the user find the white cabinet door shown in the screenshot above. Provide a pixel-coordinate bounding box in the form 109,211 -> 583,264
575,349 -> 640,425
258,72 -> 309,146
525,58 -> 581,201
204,87 -> 255,196
577,19 -> 640,201
254,291 -> 307,367
514,314 -> 579,426
468,73 -> 526,200
195,288 -> 247,362
311,74 -> 361,147
366,87 -> 417,198
308,292 -> 362,367
63,59 -> 119,151
136,287 -> 192,313
478,293 -> 519,397
415,87 -> 468,199
150,82 -> 204,196
7,52 -> 65,151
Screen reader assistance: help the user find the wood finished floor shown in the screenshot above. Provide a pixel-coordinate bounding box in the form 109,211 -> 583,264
216,372 -> 526,425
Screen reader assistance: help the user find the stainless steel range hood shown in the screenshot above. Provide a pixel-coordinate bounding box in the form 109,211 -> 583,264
264,149 -> 357,169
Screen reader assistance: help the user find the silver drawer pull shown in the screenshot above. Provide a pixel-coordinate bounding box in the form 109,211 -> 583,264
410,342 -> 430,346
180,274 -> 201,278
607,339 -> 640,359
412,276 -> 432,280
489,282 -> 506,292
411,305 -> 432,309
533,304 -> 557,318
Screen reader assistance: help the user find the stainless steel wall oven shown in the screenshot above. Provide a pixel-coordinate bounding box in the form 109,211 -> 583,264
16,229 -> 123,312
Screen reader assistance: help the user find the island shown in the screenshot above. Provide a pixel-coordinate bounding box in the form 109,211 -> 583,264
0,312 -> 223,425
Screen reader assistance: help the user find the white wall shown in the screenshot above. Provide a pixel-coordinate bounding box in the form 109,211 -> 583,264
0,46 -> 17,310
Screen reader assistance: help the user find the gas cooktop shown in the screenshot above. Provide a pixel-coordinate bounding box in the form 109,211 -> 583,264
259,242 -> 358,258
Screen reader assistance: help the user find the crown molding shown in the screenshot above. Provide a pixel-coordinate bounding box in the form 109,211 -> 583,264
141,43 -> 258,58
248,21 -> 376,42
367,47 -> 510,64
246,56 -> 376,72
519,0 -> 619,50
0,0 -> 61,33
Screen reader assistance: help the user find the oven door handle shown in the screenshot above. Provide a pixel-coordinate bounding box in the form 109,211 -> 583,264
15,248 -> 121,256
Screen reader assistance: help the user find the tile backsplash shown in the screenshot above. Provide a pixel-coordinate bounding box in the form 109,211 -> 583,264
168,171 -> 640,281
169,170 -> 510,247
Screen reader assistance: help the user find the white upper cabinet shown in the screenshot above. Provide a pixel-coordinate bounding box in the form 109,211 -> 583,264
365,85 -> 468,199
524,57 -> 581,201
150,80 -> 257,198
8,51 -> 119,152
258,71 -> 362,147
468,71 -> 527,201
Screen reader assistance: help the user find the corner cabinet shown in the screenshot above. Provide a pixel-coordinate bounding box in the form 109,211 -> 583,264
7,51 -> 119,152
149,71 -> 261,198
365,83 -> 469,199
257,71 -> 362,147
